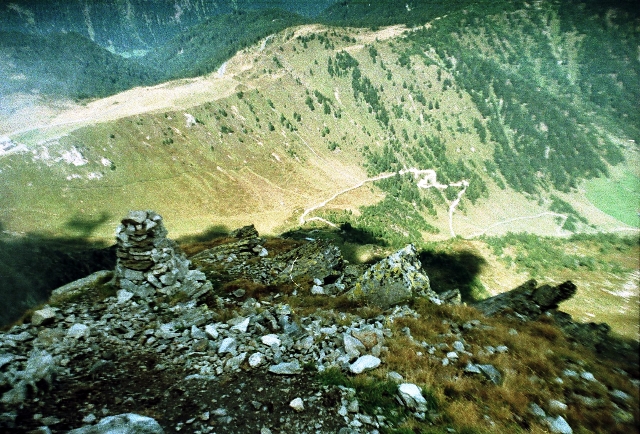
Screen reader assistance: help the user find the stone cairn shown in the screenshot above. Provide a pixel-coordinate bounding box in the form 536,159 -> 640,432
114,210 -> 212,300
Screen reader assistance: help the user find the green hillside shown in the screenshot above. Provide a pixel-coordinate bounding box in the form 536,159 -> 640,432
140,9 -> 308,80
2,0 -> 638,244
0,31 -> 160,99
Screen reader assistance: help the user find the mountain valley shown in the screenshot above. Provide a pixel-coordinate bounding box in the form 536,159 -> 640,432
0,2 -> 638,432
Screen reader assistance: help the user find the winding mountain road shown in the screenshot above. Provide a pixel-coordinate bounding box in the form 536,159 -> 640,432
299,167 -> 470,237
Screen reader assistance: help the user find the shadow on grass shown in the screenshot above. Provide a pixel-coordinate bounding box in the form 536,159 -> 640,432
64,212 -> 111,238
419,249 -> 488,303
175,225 -> 230,244
0,216 -> 117,329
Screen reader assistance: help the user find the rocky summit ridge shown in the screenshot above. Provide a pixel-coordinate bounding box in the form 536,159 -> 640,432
0,212 -> 637,434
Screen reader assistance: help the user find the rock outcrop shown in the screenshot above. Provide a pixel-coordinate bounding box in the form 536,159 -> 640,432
115,210 -> 212,300
473,279 -> 577,320
1,217 -> 635,434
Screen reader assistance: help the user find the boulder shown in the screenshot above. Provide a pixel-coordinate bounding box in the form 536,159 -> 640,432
272,240 -> 344,287
347,244 -> 438,309
230,224 -> 260,239
349,355 -> 381,374
397,383 -> 429,412
31,306 -> 57,327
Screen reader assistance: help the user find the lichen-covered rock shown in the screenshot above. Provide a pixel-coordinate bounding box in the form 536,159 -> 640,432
346,244 -> 438,309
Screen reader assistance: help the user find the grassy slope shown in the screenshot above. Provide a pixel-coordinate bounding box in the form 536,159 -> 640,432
2,4 -> 638,240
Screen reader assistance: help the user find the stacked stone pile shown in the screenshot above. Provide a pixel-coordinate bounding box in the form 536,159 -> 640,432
115,210 -> 212,300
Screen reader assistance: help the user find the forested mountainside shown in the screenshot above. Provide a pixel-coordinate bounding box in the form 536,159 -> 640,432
1,0 -> 638,242
0,0 -> 335,53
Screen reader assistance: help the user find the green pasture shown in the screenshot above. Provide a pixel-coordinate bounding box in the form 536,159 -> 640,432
586,170 -> 639,227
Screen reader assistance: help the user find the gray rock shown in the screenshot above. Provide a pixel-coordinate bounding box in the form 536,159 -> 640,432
50,270 -> 113,304
289,397 -> 304,411
230,317 -> 250,333
439,288 -> 461,305
123,211 -> 149,225
398,383 -> 429,412
261,334 -> 281,347
31,306 -> 57,327
347,244 -> 438,309
609,389 -> 631,403
218,338 -> 237,355
547,415 -> 573,434
465,363 -> 482,375
230,224 -> 260,239
204,325 -> 219,339
474,279 -> 577,320
67,413 -> 164,434
225,352 -> 247,371
268,361 -> 302,375
67,324 -> 90,340
190,325 -> 206,340
452,341 -> 465,352
273,240 -> 345,286
548,399 -> 568,413
478,364 -> 502,385
248,352 -> 265,367
530,403 -> 546,418
350,326 -> 382,349
387,371 -> 404,383
580,372 -> 597,382
2,350 -> 56,405
117,290 -> 135,304
0,353 -> 16,369
465,363 -> 502,385
343,334 -> 366,359
349,355 -> 381,374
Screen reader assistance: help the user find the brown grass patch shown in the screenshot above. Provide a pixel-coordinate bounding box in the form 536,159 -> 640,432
444,397 -> 483,428
179,236 -> 239,256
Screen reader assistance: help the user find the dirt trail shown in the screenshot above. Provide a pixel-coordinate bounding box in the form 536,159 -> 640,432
300,168 -> 470,238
